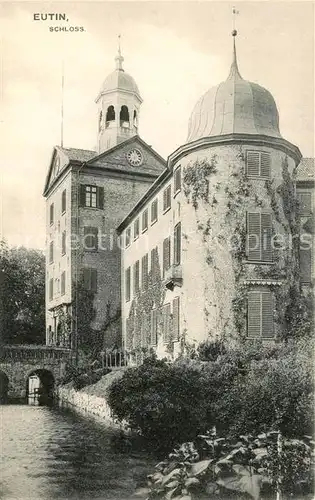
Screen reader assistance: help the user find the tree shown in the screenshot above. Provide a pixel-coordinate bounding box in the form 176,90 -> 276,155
0,241 -> 45,344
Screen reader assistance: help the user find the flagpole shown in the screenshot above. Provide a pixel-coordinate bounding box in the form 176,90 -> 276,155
61,59 -> 64,147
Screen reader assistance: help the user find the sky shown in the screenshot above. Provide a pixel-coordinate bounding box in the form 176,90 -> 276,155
0,1 -> 314,250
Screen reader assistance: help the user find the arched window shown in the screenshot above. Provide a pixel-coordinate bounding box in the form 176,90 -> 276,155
133,110 -> 138,128
98,110 -> 103,132
120,105 -> 130,126
106,105 -> 115,123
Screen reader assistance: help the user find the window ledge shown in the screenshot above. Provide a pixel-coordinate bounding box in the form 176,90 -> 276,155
151,219 -> 158,227
164,265 -> 183,290
163,206 -> 171,215
134,236 -> 139,242
173,189 -> 181,199
61,211 -> 66,216
141,227 -> 148,234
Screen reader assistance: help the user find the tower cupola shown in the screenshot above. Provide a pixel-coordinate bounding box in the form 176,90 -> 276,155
187,31 -> 281,143
95,40 -> 142,153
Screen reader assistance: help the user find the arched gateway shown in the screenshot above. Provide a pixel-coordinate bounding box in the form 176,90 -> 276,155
0,345 -> 71,400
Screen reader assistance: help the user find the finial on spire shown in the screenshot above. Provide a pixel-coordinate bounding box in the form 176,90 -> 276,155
115,34 -> 124,71
228,7 -> 242,80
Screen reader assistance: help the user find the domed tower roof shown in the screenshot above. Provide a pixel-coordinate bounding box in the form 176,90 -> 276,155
187,32 -> 281,143
97,46 -> 142,102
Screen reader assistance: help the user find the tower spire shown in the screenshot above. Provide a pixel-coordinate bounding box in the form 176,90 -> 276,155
228,9 -> 242,80
115,34 -> 124,71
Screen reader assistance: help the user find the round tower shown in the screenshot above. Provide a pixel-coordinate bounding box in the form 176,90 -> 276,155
173,31 -> 302,346
95,42 -> 142,153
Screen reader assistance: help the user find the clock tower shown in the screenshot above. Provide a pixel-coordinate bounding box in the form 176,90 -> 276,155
95,45 -> 142,153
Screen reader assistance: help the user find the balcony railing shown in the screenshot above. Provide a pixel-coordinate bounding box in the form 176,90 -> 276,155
0,344 -> 72,361
164,265 -> 183,290
99,349 -> 147,370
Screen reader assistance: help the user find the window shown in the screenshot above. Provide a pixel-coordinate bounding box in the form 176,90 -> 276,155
84,226 -> 98,251
247,290 -> 274,338
174,166 -> 181,194
246,151 -> 271,178
163,185 -> 172,212
106,105 -> 115,123
134,218 -> 140,240
163,237 -> 171,276
120,105 -> 130,124
141,254 -> 149,290
125,267 -> 131,302
49,203 -> 54,225
247,213 -> 272,262
151,199 -> 158,224
61,271 -> 66,295
151,247 -> 158,283
80,185 -> 104,209
174,223 -> 181,265
62,231 -> 66,255
49,279 -> 53,301
125,227 -> 131,248
297,192 -> 312,216
61,189 -> 66,214
300,248 -> 312,283
133,260 -> 140,295
142,209 -> 148,232
173,297 -> 180,341
82,268 -> 97,292
49,241 -> 54,263
150,309 -> 158,345
161,304 -> 171,343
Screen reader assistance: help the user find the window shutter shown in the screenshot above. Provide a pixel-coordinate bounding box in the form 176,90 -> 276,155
173,297 -> 180,341
79,184 -> 86,207
261,214 -> 272,262
96,186 -> 104,209
260,153 -> 271,178
82,268 -> 89,289
261,292 -> 274,338
163,237 -> 170,276
62,190 -> 66,213
174,167 -> 181,192
91,269 -> 97,292
247,292 -> 261,337
300,248 -> 311,283
61,271 -> 66,295
247,213 -> 261,261
174,223 -> 181,265
163,304 -> 171,342
163,189 -> 167,211
151,309 -> 157,345
246,151 -> 260,177
141,254 -> 148,289
62,231 -> 66,255
297,193 -> 312,216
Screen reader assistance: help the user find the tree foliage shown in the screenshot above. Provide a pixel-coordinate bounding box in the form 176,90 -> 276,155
0,241 -> 45,344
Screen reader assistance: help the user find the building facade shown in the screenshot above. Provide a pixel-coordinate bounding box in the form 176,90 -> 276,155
117,34 -> 314,359
43,51 -> 165,350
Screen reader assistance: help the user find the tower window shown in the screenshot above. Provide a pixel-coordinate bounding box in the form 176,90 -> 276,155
106,105 -> 115,126
120,105 -> 130,126
247,290 -> 274,338
133,110 -> 138,128
246,151 -> 271,178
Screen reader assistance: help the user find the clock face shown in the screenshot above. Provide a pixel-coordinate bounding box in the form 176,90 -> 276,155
127,148 -> 143,167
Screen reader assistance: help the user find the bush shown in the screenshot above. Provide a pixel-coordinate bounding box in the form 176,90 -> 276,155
106,340 -> 314,452
59,362 -> 111,390
106,356 -> 209,451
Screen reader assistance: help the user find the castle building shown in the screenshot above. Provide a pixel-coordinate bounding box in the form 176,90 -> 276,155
117,33 -> 314,358
43,49 -> 165,350
44,34 -> 313,358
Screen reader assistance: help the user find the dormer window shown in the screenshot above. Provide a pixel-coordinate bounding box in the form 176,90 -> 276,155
120,105 -> 130,127
106,106 -> 115,128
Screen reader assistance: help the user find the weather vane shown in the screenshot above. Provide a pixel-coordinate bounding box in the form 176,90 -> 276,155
232,6 -> 239,36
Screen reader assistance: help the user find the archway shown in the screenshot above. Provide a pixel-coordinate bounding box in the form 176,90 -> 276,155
0,371 -> 9,403
26,369 -> 54,406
